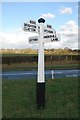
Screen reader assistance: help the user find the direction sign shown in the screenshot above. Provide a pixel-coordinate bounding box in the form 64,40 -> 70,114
23,21 -> 56,34
36,25 -> 55,34
23,22 -> 39,33
43,34 -> 60,43
23,20 -> 40,33
23,23 -> 36,32
29,36 -> 39,44
28,33 -> 60,44
43,26 -> 56,35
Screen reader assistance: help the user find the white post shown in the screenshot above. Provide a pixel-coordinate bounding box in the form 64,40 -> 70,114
52,70 -> 54,79
38,23 -> 44,83
37,18 -> 45,109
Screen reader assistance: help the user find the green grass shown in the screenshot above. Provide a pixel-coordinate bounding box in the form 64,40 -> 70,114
2,77 -> 78,118
1,54 -> 79,56
2,63 -> 38,71
45,63 -> 79,70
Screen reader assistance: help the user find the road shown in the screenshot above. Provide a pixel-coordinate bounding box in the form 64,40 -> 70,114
1,69 -> 80,80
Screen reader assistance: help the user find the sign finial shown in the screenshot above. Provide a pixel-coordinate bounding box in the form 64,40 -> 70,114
38,18 -> 45,23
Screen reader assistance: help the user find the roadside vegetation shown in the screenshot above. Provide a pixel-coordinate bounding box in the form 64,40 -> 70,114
0,48 -> 80,55
2,61 -> 79,71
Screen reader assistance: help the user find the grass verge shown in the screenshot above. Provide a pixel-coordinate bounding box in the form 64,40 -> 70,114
2,61 -> 79,71
2,77 -> 78,118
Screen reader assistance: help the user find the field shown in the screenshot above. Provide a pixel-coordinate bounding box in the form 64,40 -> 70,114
2,77 -> 78,118
1,54 -> 79,71
2,61 -> 79,71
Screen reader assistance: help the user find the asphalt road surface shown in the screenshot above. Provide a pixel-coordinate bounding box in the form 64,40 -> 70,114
1,69 -> 80,80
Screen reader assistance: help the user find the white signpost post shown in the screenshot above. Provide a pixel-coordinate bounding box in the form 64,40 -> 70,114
23,18 -> 60,109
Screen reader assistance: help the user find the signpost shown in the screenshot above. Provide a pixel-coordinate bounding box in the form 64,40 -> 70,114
23,18 -> 60,109
37,18 -> 45,109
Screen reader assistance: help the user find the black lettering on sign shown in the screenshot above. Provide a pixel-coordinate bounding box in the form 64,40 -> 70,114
29,39 -> 32,42
28,28 -> 30,30
24,27 -> 37,32
44,35 -> 54,39
24,23 -> 27,26
30,28 -> 36,32
29,38 -> 38,43
47,25 -> 52,28
24,23 -> 36,28
29,24 -> 36,28
55,38 -> 58,41
44,29 -> 53,34
51,38 -> 58,41
30,20 -> 36,24
33,38 -> 38,41
24,27 -> 30,31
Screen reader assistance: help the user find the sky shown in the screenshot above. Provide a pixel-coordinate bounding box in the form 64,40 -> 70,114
0,1 -> 79,49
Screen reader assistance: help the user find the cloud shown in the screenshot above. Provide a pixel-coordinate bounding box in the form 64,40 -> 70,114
59,7 -> 72,14
0,29 -> 38,49
58,20 -> 78,49
59,20 -> 78,34
41,13 -> 55,19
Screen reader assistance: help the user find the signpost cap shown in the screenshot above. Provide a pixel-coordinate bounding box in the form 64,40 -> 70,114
38,18 -> 45,23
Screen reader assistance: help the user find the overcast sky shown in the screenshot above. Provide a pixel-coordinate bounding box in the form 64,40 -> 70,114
0,1 -> 79,49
